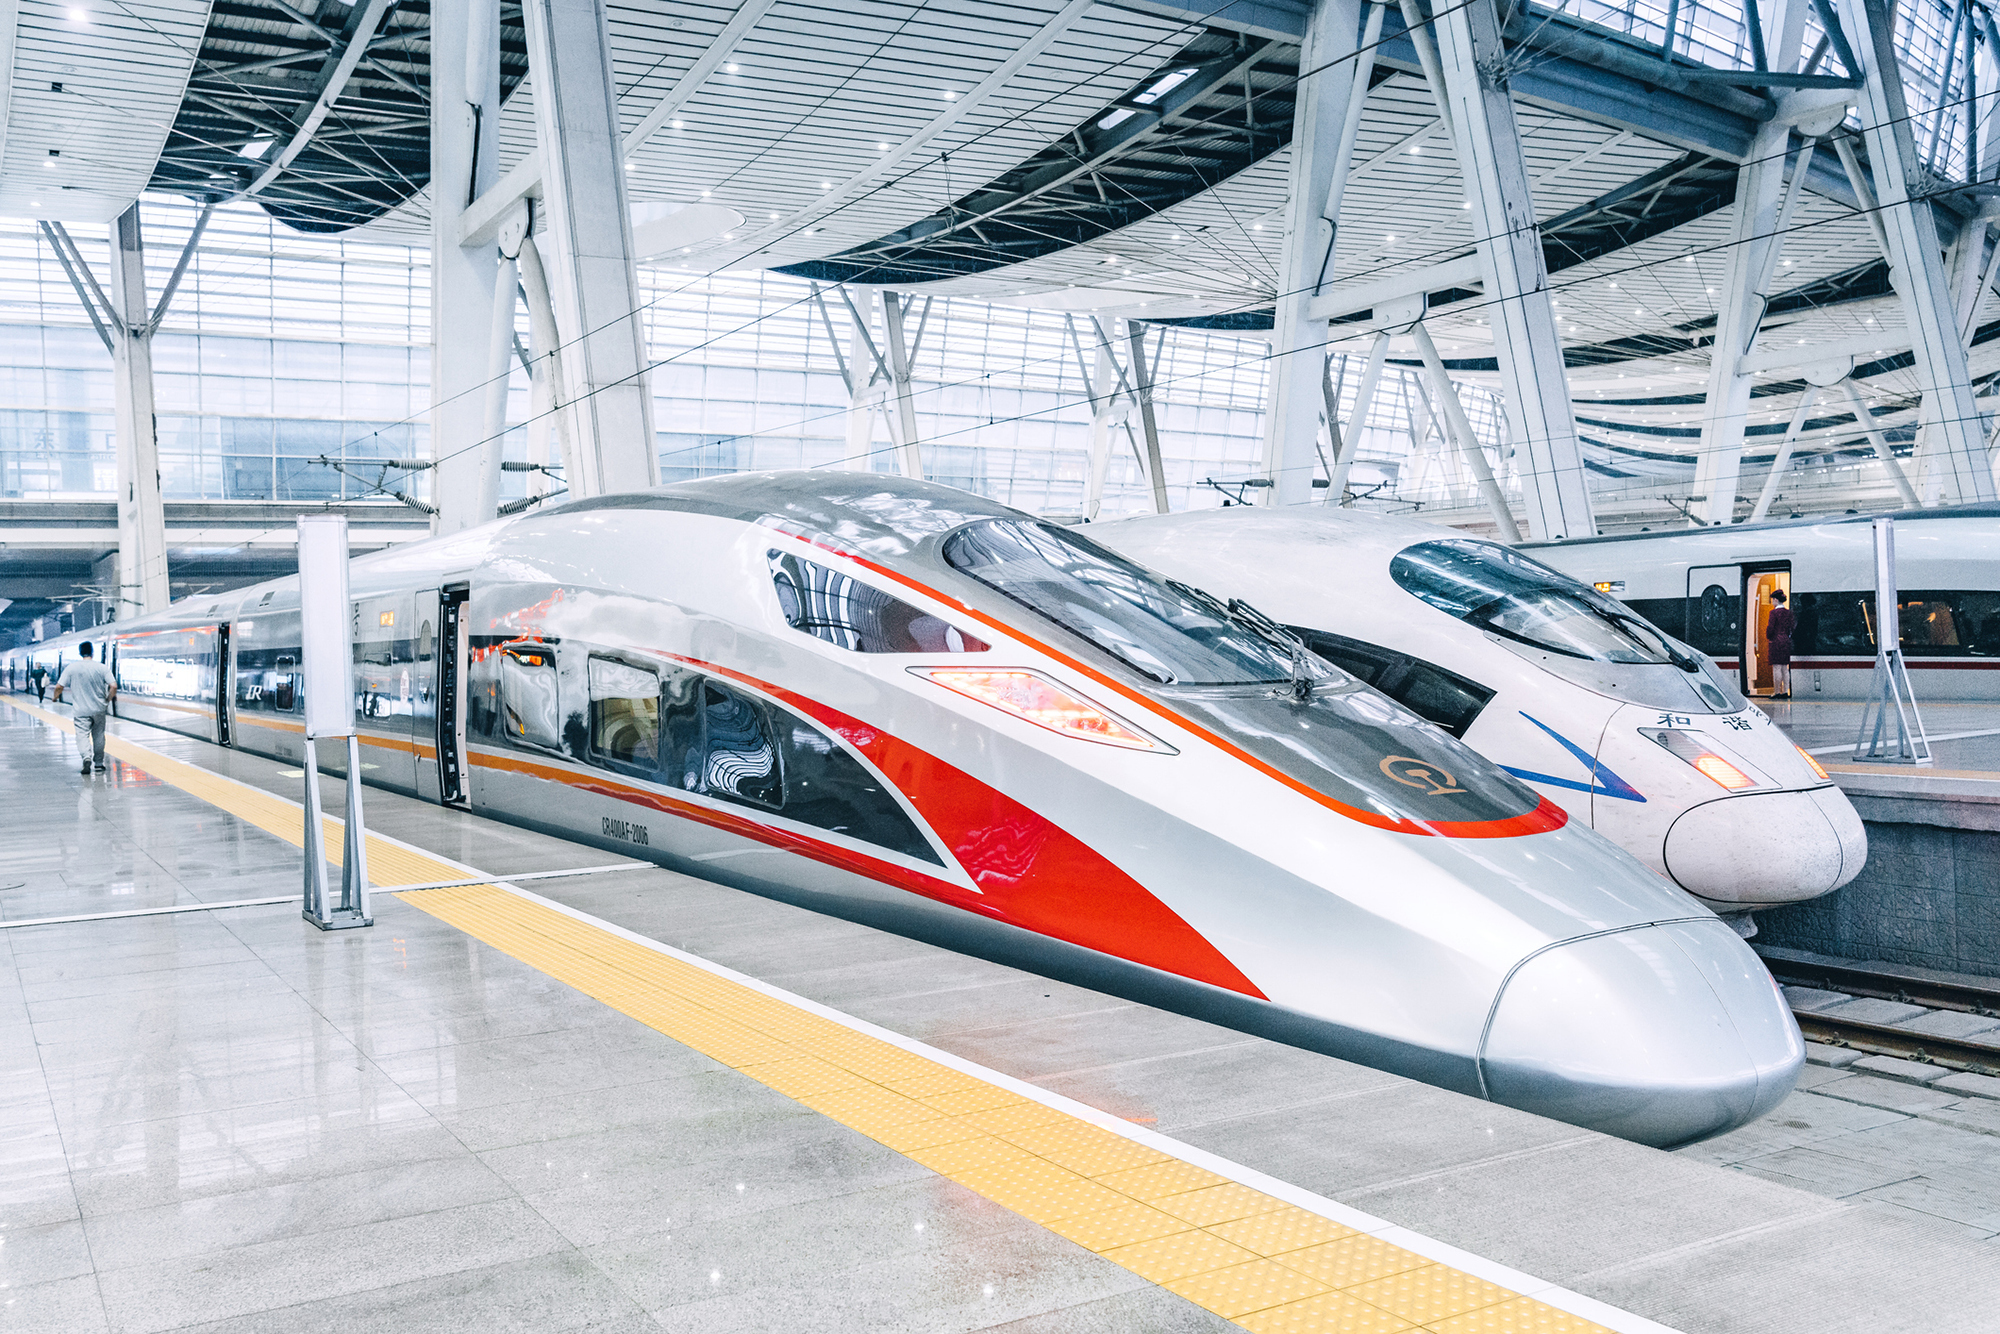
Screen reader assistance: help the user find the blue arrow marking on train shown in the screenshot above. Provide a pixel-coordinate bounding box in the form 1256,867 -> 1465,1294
1500,712 -> 1646,803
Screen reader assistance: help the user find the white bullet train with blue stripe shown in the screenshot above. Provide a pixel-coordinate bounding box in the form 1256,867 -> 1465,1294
4,473 -> 1803,1146
1094,506 -> 1866,917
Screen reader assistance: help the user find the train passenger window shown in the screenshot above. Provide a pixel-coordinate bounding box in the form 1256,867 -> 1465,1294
768,550 -> 987,653
654,664 -> 935,861
942,519 -> 1311,686
418,620 -> 434,662
589,657 -> 660,772
697,680 -> 782,809
500,643 -> 561,749
1393,540 -> 1698,667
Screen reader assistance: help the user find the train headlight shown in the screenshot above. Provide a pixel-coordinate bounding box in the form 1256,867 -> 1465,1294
1690,754 -> 1756,790
915,669 -> 1166,751
1641,727 -> 1762,791
1796,746 -> 1830,782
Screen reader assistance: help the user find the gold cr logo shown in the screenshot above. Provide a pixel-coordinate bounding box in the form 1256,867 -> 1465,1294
1380,755 -> 1466,796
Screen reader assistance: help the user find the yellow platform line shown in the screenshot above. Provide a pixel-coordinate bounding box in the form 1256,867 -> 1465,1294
0,693 -> 1653,1334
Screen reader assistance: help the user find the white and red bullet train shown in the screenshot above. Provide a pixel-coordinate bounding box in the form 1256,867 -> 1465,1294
1519,503 -> 2000,703
3,472 -> 1802,1146
1093,507 -> 1866,918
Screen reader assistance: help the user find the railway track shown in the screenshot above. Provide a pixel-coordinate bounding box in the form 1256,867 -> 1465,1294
1759,950 -> 2000,1077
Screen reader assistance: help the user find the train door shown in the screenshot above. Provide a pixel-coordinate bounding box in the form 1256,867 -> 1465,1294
435,585 -> 470,807
1684,565 -> 1743,671
214,625 -> 232,745
1742,564 -> 1792,698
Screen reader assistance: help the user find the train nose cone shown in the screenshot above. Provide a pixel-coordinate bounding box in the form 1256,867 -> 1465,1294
1479,919 -> 1803,1148
1663,787 -> 1866,906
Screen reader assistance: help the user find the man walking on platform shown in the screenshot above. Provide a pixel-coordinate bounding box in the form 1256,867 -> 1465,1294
51,642 -> 116,774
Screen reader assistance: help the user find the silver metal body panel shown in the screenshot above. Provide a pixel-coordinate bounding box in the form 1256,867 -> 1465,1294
5,472 -> 1804,1146
1093,506 -> 1865,910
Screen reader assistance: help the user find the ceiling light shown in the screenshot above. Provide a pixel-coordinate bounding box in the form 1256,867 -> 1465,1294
943,89 -> 957,100
726,63 -> 739,73
768,212 -> 778,219
1252,223 -> 1262,231
877,141 -> 888,152
624,161 -> 634,171
671,119 -> 684,129
1098,108 -> 1137,129
1134,69 -> 1195,104
820,180 -> 831,190
67,6 -> 86,21
1608,282 -> 1617,288
238,139 -> 275,161
702,189 -> 712,197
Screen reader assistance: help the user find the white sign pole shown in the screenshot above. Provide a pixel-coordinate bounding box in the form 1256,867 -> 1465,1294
296,516 -> 372,929
1854,516 -> 1933,765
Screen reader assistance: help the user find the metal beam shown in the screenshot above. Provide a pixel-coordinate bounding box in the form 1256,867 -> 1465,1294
521,0 -> 659,499
238,0 -> 396,201
1839,0 -> 1996,502
459,0 -> 779,248
1432,0 -> 1593,540
431,0 -> 505,534
1264,0 -> 1373,507
106,206 -> 170,616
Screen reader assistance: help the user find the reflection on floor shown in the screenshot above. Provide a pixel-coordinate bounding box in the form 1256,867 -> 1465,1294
1760,699 -> 2000,773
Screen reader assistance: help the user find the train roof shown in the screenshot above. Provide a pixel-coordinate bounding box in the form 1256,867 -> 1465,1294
1515,501 -> 2000,551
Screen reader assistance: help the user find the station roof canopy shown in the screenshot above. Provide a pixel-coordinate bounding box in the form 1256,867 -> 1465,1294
5,0 -> 1996,480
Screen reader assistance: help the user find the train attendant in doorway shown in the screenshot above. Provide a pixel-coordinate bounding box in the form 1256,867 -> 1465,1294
1767,589 -> 1795,700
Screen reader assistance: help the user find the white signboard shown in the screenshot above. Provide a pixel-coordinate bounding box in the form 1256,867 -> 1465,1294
297,515 -> 354,739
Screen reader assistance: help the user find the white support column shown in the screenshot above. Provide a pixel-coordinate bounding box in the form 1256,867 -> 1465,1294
837,288 -> 888,469
1412,322 -> 1520,539
522,0 -> 659,499
1748,387 -> 1820,522
1839,0 -> 1997,502
430,0 -> 504,533
882,294 -> 927,479
1839,378 -> 1922,506
1127,325 -> 1169,513
1692,0 -> 1816,526
517,233 -> 580,487
477,226 -> 523,524
1431,0 -> 1592,540
1261,0 -> 1375,507
105,206 -> 169,616
1327,331 -> 1389,501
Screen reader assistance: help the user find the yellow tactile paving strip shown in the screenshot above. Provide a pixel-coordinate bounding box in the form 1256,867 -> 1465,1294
0,694 -> 1620,1334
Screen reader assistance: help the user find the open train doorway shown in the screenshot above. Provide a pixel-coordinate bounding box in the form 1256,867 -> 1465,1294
1743,565 -> 1792,698
435,585 -> 470,807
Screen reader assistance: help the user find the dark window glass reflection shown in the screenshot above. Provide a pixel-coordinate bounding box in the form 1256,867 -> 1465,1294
769,550 -> 988,653
942,519 -> 1305,686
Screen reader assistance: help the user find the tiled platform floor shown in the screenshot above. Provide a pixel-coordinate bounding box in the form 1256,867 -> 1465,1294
6,701 -> 2000,1333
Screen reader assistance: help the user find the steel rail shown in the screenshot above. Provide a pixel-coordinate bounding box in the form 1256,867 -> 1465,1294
1790,1009 -> 2000,1077
1760,951 -> 2000,1016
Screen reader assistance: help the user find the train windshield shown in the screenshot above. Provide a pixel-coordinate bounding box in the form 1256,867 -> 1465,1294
1392,539 -> 1692,667
942,519 -> 1311,686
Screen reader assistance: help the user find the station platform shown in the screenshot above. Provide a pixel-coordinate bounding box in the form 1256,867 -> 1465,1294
5,695 -> 1998,1334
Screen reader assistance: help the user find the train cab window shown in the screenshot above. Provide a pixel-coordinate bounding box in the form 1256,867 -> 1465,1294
768,550 -> 988,653
1293,627 -> 1494,739
1392,539 -> 1699,667
500,643 -> 561,749
942,519 -> 1312,686
589,657 -> 660,773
